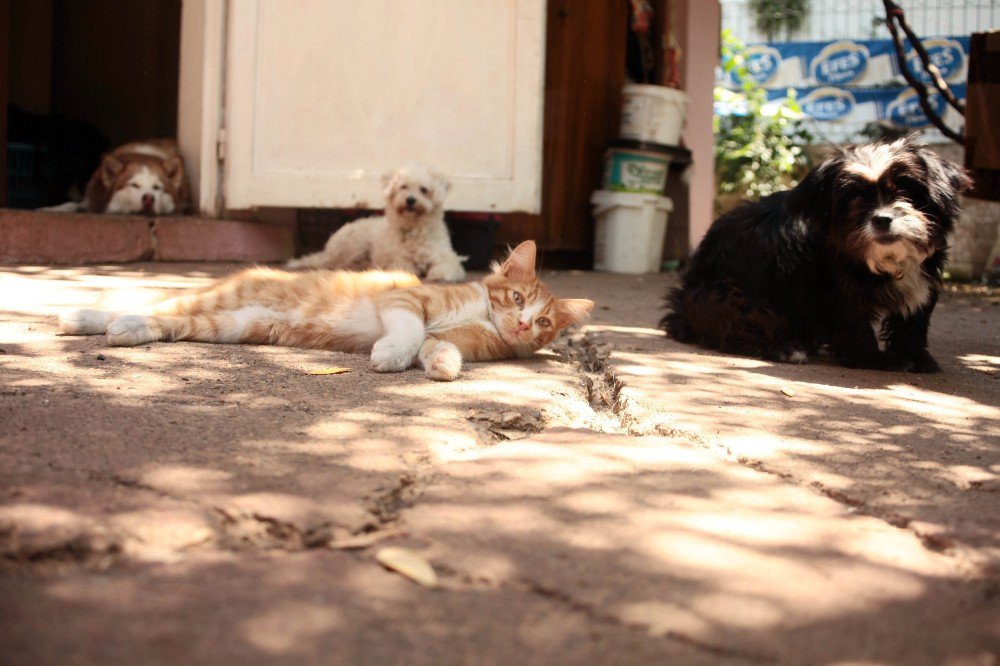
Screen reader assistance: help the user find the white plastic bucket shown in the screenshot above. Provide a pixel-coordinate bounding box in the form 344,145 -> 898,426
591,190 -> 672,274
620,84 -> 690,145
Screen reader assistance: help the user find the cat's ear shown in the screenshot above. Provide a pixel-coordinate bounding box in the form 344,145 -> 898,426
556,299 -> 594,326
497,241 -> 537,280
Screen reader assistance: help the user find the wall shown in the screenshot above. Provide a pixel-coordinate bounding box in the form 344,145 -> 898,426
678,0 -> 722,251
9,0 -> 52,114
50,0 -> 181,146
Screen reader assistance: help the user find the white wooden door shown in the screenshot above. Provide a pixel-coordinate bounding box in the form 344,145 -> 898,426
223,0 -> 546,212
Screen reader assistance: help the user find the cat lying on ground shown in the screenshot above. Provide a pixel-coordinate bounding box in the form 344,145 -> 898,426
58,241 -> 593,381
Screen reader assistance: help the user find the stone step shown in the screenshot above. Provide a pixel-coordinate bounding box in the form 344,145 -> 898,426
0,210 -> 294,264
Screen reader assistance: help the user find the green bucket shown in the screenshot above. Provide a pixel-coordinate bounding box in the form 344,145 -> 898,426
602,140 -> 688,195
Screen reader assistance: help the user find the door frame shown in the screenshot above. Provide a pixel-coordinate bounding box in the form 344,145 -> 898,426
177,0 -> 226,216
178,0 -> 546,216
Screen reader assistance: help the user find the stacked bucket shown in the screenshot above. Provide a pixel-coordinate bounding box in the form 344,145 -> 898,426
592,84 -> 689,274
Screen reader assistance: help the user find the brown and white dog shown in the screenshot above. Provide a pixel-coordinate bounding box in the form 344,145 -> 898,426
82,140 -> 191,215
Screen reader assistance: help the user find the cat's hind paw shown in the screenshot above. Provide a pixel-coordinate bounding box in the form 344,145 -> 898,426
421,340 -> 462,381
107,315 -> 157,347
59,308 -> 115,335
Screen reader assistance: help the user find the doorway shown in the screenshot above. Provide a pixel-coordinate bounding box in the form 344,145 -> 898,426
4,0 -> 181,208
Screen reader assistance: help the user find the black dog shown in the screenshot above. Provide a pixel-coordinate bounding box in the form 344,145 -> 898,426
662,137 -> 970,372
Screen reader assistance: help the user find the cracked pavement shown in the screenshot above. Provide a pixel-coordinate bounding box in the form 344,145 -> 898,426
1,264 -> 998,665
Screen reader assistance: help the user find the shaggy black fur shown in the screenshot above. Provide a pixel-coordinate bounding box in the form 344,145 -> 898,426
662,138 -> 971,372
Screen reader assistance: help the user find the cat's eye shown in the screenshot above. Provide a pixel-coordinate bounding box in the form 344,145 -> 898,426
536,317 -> 550,328
420,186 -> 429,195
512,291 -> 524,307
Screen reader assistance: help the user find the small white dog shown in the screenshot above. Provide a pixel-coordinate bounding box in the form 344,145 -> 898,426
287,164 -> 466,282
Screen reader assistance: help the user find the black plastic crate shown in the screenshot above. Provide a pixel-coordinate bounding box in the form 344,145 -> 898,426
294,209 -> 500,271
6,142 -> 47,209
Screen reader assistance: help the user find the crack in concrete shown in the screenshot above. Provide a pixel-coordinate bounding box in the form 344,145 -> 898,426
0,526 -> 122,569
431,559 -> 773,663
517,577 -> 776,663
560,330 -> 990,572
213,507 -> 334,551
363,452 -> 437,533
366,473 -> 421,526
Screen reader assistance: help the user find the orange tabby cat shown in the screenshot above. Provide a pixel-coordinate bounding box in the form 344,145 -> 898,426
58,241 -> 594,381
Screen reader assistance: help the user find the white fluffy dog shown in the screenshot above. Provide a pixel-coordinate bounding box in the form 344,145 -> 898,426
287,164 -> 466,282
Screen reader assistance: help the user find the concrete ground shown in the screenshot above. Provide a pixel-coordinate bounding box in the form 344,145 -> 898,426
1,263 -> 998,666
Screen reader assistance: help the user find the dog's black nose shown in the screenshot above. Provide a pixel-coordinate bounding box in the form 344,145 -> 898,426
405,196 -> 416,206
871,215 -> 892,232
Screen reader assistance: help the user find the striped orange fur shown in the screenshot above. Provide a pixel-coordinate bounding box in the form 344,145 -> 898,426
58,241 -> 594,381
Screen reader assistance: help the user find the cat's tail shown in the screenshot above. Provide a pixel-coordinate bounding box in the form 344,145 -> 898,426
58,308 -> 119,335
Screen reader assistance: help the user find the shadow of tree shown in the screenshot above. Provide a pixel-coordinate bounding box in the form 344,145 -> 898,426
0,266 -> 996,665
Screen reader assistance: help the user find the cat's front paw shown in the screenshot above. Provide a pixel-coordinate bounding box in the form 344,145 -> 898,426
423,342 -> 462,381
370,338 -> 416,373
107,315 -> 156,346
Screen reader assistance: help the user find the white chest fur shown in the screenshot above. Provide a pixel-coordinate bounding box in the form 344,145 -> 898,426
425,284 -> 492,333
891,260 -> 932,318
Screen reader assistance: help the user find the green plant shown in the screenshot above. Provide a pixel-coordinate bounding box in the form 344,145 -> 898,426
714,30 -> 812,202
748,0 -> 810,40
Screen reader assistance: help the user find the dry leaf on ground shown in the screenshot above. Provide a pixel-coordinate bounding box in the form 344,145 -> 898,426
307,367 -> 351,375
375,547 -> 438,588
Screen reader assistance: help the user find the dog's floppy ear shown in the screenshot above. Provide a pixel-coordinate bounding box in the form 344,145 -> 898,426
381,170 -> 399,199
784,153 -> 841,225
163,156 -> 186,190
431,168 -> 451,197
919,148 -> 972,230
100,154 -> 124,187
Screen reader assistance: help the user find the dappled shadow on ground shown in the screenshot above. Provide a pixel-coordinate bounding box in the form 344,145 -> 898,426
591,287 -> 1000,561
0,266 -> 997,665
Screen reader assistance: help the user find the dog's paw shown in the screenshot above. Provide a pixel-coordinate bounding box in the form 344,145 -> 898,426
370,337 -> 415,373
59,308 -> 114,335
107,315 -> 156,346
423,341 -> 462,381
424,263 -> 466,283
890,350 -> 941,374
762,343 -> 809,364
910,357 -> 942,374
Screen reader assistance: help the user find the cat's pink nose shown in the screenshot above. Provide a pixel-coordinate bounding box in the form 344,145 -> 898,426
517,320 -> 531,332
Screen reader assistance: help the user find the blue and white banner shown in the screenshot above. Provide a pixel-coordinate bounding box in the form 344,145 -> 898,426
726,36 -> 969,89
758,84 -> 968,128
720,36 -> 969,130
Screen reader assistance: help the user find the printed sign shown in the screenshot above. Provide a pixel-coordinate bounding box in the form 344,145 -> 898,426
810,41 -> 870,85
743,45 -> 782,85
721,36 -> 968,133
885,88 -> 949,128
800,87 -> 855,120
904,38 -> 965,84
